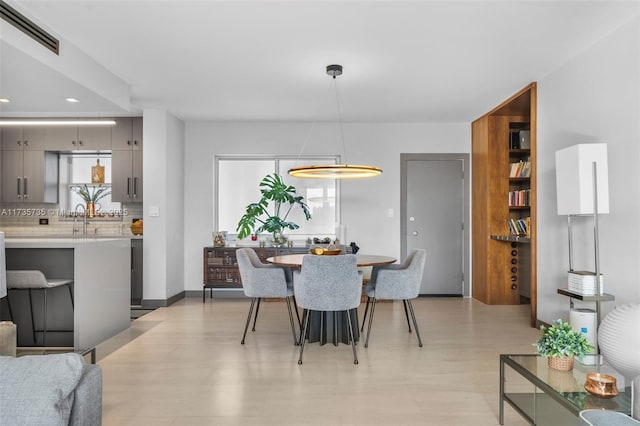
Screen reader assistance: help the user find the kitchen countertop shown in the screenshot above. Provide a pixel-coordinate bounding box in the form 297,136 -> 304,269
5,236 -> 138,248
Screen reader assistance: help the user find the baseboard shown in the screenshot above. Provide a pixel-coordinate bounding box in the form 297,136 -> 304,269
142,291 -> 186,308
187,289 -> 246,299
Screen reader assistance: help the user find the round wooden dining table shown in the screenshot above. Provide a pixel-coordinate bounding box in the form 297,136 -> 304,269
266,253 -> 396,268
266,253 -> 397,346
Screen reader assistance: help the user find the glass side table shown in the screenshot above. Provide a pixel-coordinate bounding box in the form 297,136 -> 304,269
16,347 -> 96,364
500,354 -> 631,425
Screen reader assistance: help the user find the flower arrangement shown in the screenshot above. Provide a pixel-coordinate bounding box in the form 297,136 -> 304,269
75,184 -> 111,204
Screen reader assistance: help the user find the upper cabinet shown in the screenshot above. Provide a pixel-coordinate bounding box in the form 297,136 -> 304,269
471,83 -> 537,323
1,127 -> 45,151
111,118 -> 143,203
112,117 -> 142,150
45,125 -> 111,151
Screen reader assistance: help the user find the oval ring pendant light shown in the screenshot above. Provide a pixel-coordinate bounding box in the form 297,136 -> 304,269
288,64 -> 382,179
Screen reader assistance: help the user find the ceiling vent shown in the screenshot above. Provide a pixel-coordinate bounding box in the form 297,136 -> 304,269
1,1 -> 59,55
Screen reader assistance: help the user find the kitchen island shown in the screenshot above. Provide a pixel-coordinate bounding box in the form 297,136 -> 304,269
4,237 -> 131,349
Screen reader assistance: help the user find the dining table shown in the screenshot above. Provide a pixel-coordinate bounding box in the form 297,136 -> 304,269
266,253 -> 396,346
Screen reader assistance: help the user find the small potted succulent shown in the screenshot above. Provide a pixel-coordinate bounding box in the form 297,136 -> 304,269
536,319 -> 593,371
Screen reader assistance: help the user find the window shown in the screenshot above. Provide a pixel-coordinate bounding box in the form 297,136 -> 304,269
58,153 -> 122,217
216,156 -> 339,239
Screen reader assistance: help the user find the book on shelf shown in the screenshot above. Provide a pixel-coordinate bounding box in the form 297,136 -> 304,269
509,159 -> 531,178
507,216 -> 530,237
508,189 -> 531,206
567,270 -> 603,295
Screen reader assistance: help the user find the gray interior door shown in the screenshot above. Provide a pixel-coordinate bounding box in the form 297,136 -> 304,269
405,158 -> 464,295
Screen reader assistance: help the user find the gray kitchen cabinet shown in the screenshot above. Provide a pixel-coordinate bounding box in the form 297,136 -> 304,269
131,239 -> 143,305
112,149 -> 143,203
1,127 -> 45,151
44,125 -> 111,151
112,117 -> 142,151
1,150 -> 58,203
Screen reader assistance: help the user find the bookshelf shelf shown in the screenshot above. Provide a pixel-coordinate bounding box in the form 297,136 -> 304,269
491,235 -> 530,243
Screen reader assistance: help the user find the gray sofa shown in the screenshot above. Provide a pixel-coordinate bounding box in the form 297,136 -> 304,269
0,353 -> 102,425
580,376 -> 640,425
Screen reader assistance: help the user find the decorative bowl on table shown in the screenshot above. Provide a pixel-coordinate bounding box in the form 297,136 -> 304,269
310,245 -> 342,256
584,372 -> 618,398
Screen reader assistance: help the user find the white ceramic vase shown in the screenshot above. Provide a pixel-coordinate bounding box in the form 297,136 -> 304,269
598,303 -> 640,380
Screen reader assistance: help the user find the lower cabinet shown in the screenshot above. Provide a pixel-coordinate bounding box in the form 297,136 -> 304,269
131,239 -> 143,305
203,246 -> 308,288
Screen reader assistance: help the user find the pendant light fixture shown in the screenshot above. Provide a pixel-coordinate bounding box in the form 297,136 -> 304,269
288,64 -> 382,179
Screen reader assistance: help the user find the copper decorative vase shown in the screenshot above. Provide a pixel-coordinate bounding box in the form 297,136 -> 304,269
548,355 -> 574,371
86,202 -> 96,218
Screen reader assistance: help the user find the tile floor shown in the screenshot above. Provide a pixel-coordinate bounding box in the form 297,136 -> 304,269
96,297 -> 540,425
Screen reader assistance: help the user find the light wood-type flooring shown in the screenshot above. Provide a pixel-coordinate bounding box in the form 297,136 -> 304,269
96,297 -> 540,425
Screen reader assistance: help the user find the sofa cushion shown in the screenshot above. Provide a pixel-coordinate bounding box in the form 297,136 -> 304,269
0,353 -> 85,426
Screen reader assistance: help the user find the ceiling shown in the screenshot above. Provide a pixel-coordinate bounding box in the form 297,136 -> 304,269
1,1 -> 638,123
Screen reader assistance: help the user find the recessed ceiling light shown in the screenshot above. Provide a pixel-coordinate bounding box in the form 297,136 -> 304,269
0,98 -> 10,103
65,97 -> 80,103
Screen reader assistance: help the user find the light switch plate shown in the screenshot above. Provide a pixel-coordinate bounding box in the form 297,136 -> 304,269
149,206 -> 160,217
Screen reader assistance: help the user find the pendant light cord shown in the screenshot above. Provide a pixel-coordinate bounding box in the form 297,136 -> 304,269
333,74 -> 348,165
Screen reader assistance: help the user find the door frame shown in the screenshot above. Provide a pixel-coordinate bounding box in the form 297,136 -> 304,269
400,153 -> 471,297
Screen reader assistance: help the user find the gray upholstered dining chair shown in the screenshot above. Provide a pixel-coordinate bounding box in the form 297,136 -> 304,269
361,248 -> 426,348
293,254 -> 363,364
236,248 -> 299,345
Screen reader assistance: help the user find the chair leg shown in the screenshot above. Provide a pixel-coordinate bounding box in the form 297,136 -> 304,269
361,296 -> 371,332
251,298 -> 261,332
364,298 -> 377,348
292,296 -> 301,328
202,287 -> 205,303
27,289 -> 36,345
5,293 -> 14,322
406,299 -> 423,347
298,309 -> 310,365
67,284 -> 74,309
42,288 -> 48,347
298,309 -> 307,345
241,298 -> 257,344
346,309 -> 358,365
319,311 -> 324,346
402,300 -> 412,333
285,296 -> 299,345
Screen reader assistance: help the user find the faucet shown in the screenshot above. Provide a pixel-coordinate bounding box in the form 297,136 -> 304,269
73,204 -> 87,236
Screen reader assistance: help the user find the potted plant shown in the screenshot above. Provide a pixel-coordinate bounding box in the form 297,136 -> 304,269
236,173 -> 311,245
75,184 -> 111,218
536,319 -> 593,371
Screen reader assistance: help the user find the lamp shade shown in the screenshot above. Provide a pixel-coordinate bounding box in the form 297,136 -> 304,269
555,143 -> 609,215
0,231 -> 6,298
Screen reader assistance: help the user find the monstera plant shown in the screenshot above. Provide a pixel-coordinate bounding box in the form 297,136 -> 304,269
236,173 -> 311,245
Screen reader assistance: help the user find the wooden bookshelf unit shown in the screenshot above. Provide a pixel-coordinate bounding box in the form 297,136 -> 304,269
471,83 -> 537,326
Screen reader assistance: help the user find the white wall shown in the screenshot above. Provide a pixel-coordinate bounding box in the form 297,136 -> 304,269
183,122 -> 469,291
537,16 -> 640,323
143,109 -> 185,302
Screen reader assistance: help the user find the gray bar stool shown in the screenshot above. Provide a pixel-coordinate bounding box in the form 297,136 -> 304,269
5,270 -> 74,346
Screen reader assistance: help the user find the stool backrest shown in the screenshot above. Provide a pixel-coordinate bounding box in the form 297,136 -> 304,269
6,270 -> 49,289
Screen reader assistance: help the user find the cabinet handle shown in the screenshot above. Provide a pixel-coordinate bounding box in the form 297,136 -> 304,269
23,140 -> 28,147
72,140 -> 76,146
127,177 -> 131,197
23,177 -> 28,198
133,140 -> 138,146
133,177 -> 138,198
127,140 -> 132,146
78,140 -> 84,146
16,177 -> 21,199
17,140 -> 22,147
